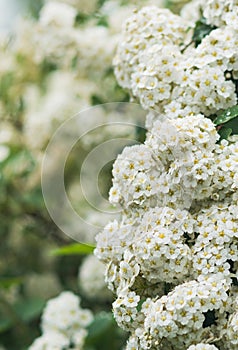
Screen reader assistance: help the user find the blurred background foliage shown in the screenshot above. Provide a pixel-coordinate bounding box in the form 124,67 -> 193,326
0,0 -> 189,349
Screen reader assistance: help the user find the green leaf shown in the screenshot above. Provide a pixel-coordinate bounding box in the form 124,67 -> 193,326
50,243 -> 95,256
0,298 -> 45,333
97,15 -> 109,27
192,18 -> 216,47
86,312 -> 114,345
71,55 -> 78,69
14,298 -> 45,322
75,12 -> 89,25
85,312 -> 128,350
218,127 -> 232,141
0,73 -> 14,101
136,298 -> 146,312
226,118 -> 238,135
136,126 -> 147,144
40,59 -> 57,75
213,105 -> 238,141
21,188 -> 44,211
0,277 -> 23,290
91,94 -> 105,106
98,0 -> 107,7
1,148 -> 35,178
213,105 -> 238,125
0,318 -> 12,332
28,0 -> 44,18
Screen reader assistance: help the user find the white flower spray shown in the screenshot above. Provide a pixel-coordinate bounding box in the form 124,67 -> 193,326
96,1 -> 238,349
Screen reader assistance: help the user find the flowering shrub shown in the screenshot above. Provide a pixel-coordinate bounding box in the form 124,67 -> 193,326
95,0 -> 238,349
0,1 -> 162,349
1,0 -> 238,349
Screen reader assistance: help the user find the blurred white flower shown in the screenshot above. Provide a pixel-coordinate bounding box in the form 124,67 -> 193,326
30,291 -> 93,349
0,145 -> 9,162
79,255 -> 113,301
40,1 -> 77,27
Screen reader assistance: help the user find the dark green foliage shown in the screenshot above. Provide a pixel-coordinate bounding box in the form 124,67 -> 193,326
203,310 -> 216,328
192,17 -> 216,47
85,312 -> 128,350
136,126 -> 147,144
213,105 -> 238,126
213,105 -> 238,140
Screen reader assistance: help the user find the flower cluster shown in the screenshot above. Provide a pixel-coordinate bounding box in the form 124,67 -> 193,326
14,1 -> 78,69
96,1 -> 238,349
114,7 -> 190,90
136,276 -> 229,349
109,144 -> 159,208
96,111 -> 238,349
29,292 -> 93,350
202,0 -> 238,29
109,114 -> 238,211
133,207 -> 193,284
192,203 -> 238,279
114,5 -> 238,116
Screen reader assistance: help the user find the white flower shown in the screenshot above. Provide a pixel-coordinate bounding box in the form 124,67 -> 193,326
72,329 -> 88,348
202,0 -> 238,29
114,7 -> 190,91
29,331 -> 70,350
79,255 -> 112,301
42,291 -> 93,335
123,292 -> 140,308
187,344 -> 219,350
30,291 -> 93,349
40,1 -> 77,27
0,145 -> 9,162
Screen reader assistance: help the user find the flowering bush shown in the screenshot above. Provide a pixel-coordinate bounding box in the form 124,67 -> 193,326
1,0 -> 238,350
95,0 -> 238,349
0,0 -> 158,349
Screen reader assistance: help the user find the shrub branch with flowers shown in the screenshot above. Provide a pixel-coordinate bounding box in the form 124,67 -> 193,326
95,0 -> 238,349
0,0 -> 169,349
1,0 -> 238,349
